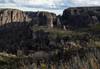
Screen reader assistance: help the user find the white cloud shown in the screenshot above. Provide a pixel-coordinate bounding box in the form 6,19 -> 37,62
70,0 -> 100,6
0,0 -> 100,14
0,0 -> 67,14
1,0 -> 65,9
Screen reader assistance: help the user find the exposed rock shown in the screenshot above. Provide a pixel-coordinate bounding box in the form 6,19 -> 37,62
0,9 -> 31,27
0,9 -> 57,29
62,7 -> 100,29
1,7 -> 100,30
26,11 -> 57,28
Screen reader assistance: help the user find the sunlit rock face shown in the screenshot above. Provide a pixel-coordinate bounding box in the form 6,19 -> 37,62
0,9 -> 57,29
0,9 -> 31,27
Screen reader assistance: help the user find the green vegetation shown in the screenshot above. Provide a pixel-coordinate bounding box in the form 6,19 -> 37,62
0,25 -> 100,69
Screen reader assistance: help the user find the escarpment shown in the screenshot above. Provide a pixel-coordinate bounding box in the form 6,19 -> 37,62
61,7 -> 100,29
0,9 -> 57,29
26,11 -> 57,28
1,7 -> 100,30
0,9 -> 31,26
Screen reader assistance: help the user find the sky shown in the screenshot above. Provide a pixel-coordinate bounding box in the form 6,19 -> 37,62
0,0 -> 100,14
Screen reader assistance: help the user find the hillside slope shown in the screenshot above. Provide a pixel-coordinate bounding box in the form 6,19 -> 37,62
0,7 -> 100,69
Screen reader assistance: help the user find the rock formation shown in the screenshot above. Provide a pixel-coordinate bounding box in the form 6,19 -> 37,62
61,7 -> 100,29
0,9 -> 31,26
26,11 -> 57,28
1,7 -> 100,30
0,9 -> 57,29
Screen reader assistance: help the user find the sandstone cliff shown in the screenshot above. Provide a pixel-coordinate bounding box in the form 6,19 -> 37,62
0,9 -> 31,26
0,9 -> 57,29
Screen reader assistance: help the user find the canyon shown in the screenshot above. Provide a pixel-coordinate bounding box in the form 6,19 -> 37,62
0,7 -> 100,69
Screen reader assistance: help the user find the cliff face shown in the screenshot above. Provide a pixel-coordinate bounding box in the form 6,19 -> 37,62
0,9 -> 57,29
1,7 -> 100,30
0,9 -> 31,26
26,11 -> 57,28
61,7 -> 100,29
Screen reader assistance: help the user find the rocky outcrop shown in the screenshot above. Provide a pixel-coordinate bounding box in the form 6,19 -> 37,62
37,12 -> 56,28
0,9 -> 31,26
26,11 -> 57,28
0,9 -> 57,29
1,7 -> 100,30
61,7 -> 100,29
